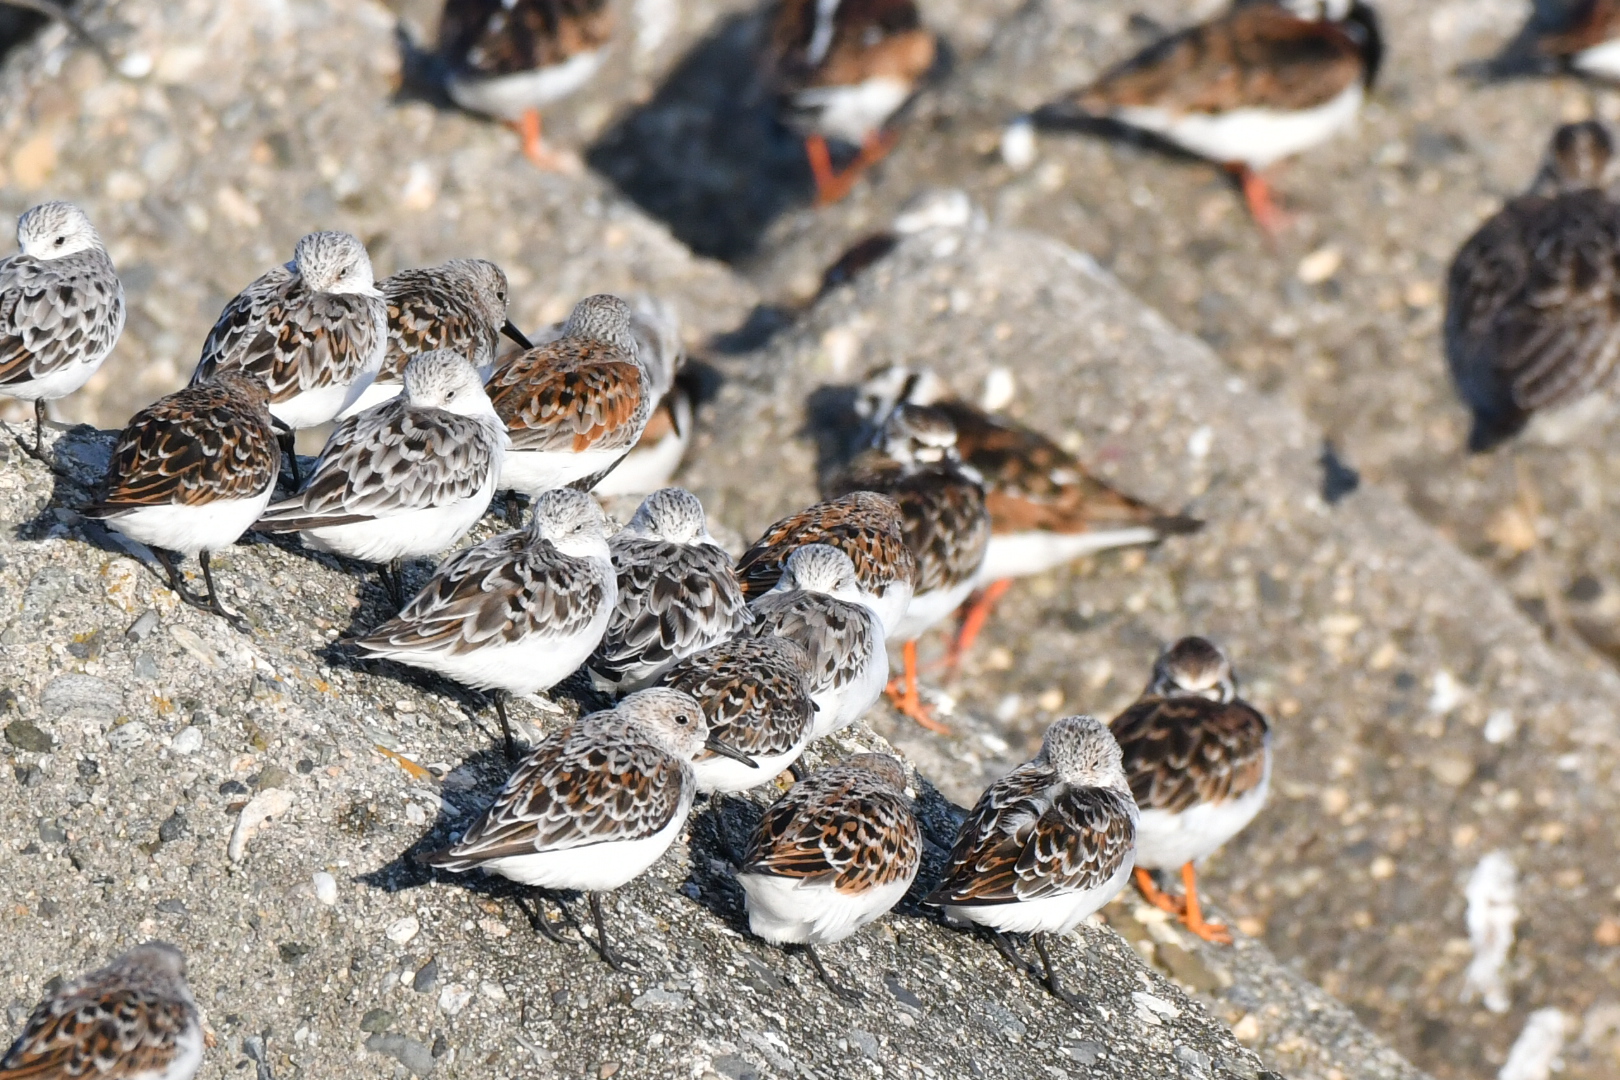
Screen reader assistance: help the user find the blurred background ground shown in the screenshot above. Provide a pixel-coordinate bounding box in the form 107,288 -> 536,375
2,1 -> 1620,1079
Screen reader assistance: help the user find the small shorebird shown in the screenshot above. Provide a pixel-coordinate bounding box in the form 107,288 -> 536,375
1035,0 -> 1383,233
765,0 -> 939,205
1110,636 -> 1271,943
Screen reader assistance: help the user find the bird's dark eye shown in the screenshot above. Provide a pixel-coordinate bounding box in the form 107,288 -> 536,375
445,390 -> 456,402
676,713 -> 690,725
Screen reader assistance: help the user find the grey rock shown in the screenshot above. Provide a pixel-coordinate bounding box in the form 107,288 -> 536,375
365,1033 -> 435,1078
39,674 -> 121,723
4,720 -> 53,753
360,1009 -> 396,1034
125,610 -> 159,643
132,653 -> 159,681
35,818 -> 65,844
411,959 -> 437,994
157,811 -> 187,843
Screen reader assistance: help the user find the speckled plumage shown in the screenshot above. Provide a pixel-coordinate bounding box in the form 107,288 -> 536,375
1445,121 -> 1620,451
256,350 -> 508,565
739,545 -> 887,739
928,715 -> 1137,919
659,635 -> 818,791
487,294 -> 652,494
824,402 -> 989,640
191,231 -> 387,430
0,201 -> 125,448
355,487 -> 614,682
587,488 -> 749,693
357,259 -> 527,399
0,942 -> 203,1080
736,491 -> 916,636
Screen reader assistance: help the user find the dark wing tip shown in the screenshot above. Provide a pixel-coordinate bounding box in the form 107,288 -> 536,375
1151,513 -> 1204,536
1467,407 -> 1530,453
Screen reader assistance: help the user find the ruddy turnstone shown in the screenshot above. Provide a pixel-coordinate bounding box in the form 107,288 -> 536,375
587,487 -> 749,693
736,490 -> 916,637
1036,0 -> 1383,233
736,753 -> 921,1000
83,374 -> 281,631
486,293 -> 652,519
857,365 -> 1201,665
1445,121 -> 1620,452
660,635 -> 818,793
438,0 -> 615,170
1110,636 -> 1270,944
420,687 -> 754,968
1534,0 -> 1620,80
738,544 -> 888,740
255,350 -> 508,607
0,201 -> 124,459
0,942 -> 203,1080
824,402 -> 989,732
342,258 -> 533,417
355,487 -> 616,760
766,0 -> 939,205
926,714 -> 1138,1004
192,230 -> 387,484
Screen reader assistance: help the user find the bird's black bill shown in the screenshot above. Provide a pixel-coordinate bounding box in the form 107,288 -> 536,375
501,319 -> 534,350
705,737 -> 759,768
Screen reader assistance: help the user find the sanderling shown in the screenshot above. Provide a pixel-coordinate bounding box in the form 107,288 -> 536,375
593,295 -> 693,497
439,0 -> 614,170
587,487 -> 749,694
1034,0 -> 1382,233
420,687 -> 754,968
926,714 -> 1138,1003
1446,120 -> 1620,451
486,293 -> 652,519
856,364 -> 1201,665
737,753 -> 921,999
342,257 -> 532,417
659,634 -> 818,794
355,487 -> 616,759
0,200 -> 125,460
825,402 -> 989,732
1,942 -> 203,1080
738,544 -> 887,740
83,373 -> 280,631
255,350 -> 509,607
192,230 -> 387,484
766,0 -> 938,204
1111,636 -> 1270,944
737,491 -> 916,638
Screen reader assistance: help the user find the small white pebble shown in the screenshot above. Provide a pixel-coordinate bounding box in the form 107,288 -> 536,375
385,916 -> 420,946
1462,851 -> 1517,1014
1001,117 -> 1037,171
980,367 -> 1016,412
1428,670 -> 1466,715
1483,709 -> 1517,745
313,872 -> 338,906
394,699 -> 417,715
1296,246 -> 1342,285
480,981 -> 508,1002
170,727 -> 203,755
1187,425 -> 1214,461
117,51 -> 154,78
405,802 -> 427,826
979,731 -> 1009,753
1498,1009 -> 1567,1080
438,984 -> 473,1016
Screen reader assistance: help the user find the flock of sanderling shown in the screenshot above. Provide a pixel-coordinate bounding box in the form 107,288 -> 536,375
0,196 -> 1265,1073
10,0 -> 1620,1068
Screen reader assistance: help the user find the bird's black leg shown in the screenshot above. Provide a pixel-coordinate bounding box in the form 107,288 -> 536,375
504,491 -> 525,528
493,691 -> 518,762
380,558 -> 405,609
514,888 -> 569,945
800,944 -> 862,1002
586,892 -> 637,970
1033,933 -> 1082,1007
985,929 -> 1034,977
277,429 -> 300,488
787,760 -> 806,782
32,399 -> 45,458
150,547 -> 207,607
199,551 -> 250,632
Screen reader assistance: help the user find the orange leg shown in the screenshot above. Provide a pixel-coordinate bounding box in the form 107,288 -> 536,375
944,578 -> 1013,675
1226,163 -> 1292,236
507,109 -> 569,171
885,639 -> 952,734
807,129 -> 900,207
1133,867 -> 1186,916
1178,862 -> 1232,945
